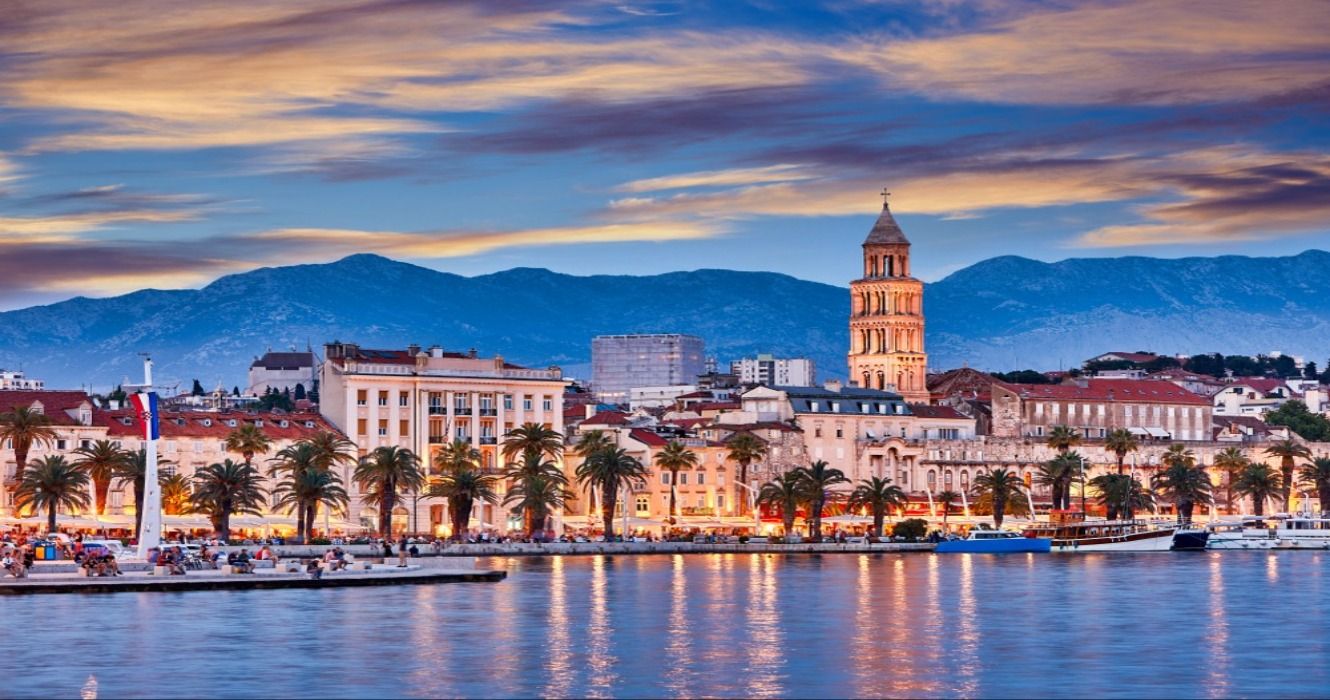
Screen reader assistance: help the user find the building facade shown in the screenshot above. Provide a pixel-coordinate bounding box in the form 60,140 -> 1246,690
0,370 -> 43,391
848,197 -> 928,401
247,350 -> 318,396
591,334 -> 706,403
990,379 -> 1213,441
731,355 -> 816,387
319,342 -> 567,533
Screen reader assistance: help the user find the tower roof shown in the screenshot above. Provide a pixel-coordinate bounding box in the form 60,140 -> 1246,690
864,201 -> 909,246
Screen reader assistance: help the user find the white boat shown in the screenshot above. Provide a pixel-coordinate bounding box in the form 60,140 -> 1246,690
1209,515 -> 1330,550
1025,517 -> 1181,552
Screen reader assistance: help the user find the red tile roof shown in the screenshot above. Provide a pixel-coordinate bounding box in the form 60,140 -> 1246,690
628,429 -> 670,447
999,379 -> 1210,406
907,404 -> 969,420
98,410 -> 340,440
1095,351 -> 1159,363
1227,378 -> 1294,395
676,391 -> 713,400
580,411 -> 631,426
693,401 -> 741,412
0,390 -> 94,426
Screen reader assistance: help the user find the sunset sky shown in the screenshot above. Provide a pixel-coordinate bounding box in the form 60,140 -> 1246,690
1,0 -> 1328,309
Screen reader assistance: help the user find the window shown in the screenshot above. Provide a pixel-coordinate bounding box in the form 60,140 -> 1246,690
660,472 -> 671,485
523,396 -> 533,411
636,495 -> 650,513
809,401 -> 819,412
56,439 -> 67,450
717,494 -> 725,510
399,419 -> 409,436
357,418 -> 367,435
503,395 -> 513,410
814,427 -> 823,438
193,441 -> 203,453
80,440 -> 91,449
399,392 -> 409,407
835,428 -> 843,438
377,391 -> 388,407
542,397 -> 552,412
830,402 -> 840,412
378,419 -> 388,436
696,472 -> 705,485
356,390 -> 367,406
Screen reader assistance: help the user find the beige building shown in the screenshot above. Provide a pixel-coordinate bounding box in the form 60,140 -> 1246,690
848,196 -> 928,401
319,342 -> 567,533
990,379 -> 1213,442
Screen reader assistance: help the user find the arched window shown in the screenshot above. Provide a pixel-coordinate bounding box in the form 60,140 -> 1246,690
960,470 -> 970,489
927,470 -> 937,488
944,471 -> 953,486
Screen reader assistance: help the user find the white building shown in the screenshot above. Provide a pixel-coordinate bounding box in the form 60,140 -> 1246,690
247,350 -> 318,397
629,385 -> 697,410
319,342 -> 567,534
731,355 -> 816,387
0,370 -> 43,391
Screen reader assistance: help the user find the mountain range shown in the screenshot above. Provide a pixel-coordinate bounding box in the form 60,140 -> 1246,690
3,250 -> 1330,391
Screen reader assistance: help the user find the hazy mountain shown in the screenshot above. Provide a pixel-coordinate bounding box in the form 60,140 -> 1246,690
3,251 -> 1329,390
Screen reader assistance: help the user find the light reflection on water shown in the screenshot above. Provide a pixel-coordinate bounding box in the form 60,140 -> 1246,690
2,552 -> 1328,699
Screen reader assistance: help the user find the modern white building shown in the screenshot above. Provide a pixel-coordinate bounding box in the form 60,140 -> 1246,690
319,342 -> 568,534
0,370 -> 43,391
629,385 -> 698,410
591,334 -> 706,403
731,355 -> 815,387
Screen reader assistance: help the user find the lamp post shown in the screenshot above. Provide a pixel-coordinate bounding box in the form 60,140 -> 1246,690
1079,454 -> 1087,514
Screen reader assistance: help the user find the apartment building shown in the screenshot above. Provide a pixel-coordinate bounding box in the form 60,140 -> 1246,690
730,355 -> 815,387
990,379 -> 1213,441
591,334 -> 706,403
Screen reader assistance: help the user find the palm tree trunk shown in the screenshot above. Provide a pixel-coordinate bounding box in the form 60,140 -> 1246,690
873,508 -> 884,538
994,495 -> 1006,528
1281,458 -> 1294,512
783,512 -> 795,539
95,477 -> 110,516
307,503 -> 318,540
1253,495 -> 1265,517
601,485 -> 617,540
669,469 -> 678,525
380,489 -> 393,537
220,500 -> 232,541
738,461 -> 749,516
1319,486 -> 1330,517
295,501 -> 306,542
47,501 -> 57,534
1117,454 -> 1125,475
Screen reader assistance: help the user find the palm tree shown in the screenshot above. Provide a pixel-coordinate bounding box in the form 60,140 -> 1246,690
1046,425 -> 1081,455
1089,473 -> 1154,521
1298,457 -> 1330,516
758,471 -> 806,540
503,449 -> 570,536
271,466 -> 349,540
502,422 -> 565,464
655,441 -> 699,525
190,459 -> 268,541
1212,447 -> 1249,514
1234,462 -> 1283,517
0,406 -> 60,486
935,489 -> 960,528
971,468 -> 1025,528
114,448 -> 175,538
224,424 -> 272,468
849,477 -> 907,538
571,430 -> 615,516
353,446 -> 425,537
71,439 -> 131,515
1105,428 -> 1139,475
14,455 -> 91,533
1037,453 -> 1078,511
160,472 -> 194,515
1152,445 -> 1212,524
268,442 -> 319,539
430,465 -> 500,542
1265,439 -> 1312,513
574,447 -> 647,539
794,460 -> 848,542
726,432 -> 766,516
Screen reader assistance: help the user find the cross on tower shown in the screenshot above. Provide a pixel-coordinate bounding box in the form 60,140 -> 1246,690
880,187 -> 891,205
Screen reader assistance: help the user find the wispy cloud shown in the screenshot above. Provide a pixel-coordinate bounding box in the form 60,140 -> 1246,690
615,164 -> 819,192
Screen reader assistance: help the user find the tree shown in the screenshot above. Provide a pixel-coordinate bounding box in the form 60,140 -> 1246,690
14,455 -> 91,533
271,464 -> 348,541
1233,462 -> 1282,516
501,422 -> 565,464
990,369 -> 1053,384
1264,439 -> 1312,513
353,446 -> 425,537
757,471 -> 806,540
71,439 -> 131,515
1152,445 -> 1213,524
160,473 -> 194,515
891,518 -> 929,542
502,448 -> 570,536
655,441 -> 699,525
224,424 -> 272,468
303,431 -> 358,532
574,447 -> 647,539
849,477 -> 906,538
935,489 -> 960,528
1298,457 -> 1330,516
1304,361 -> 1319,380
1143,356 -> 1180,372
726,432 -> 766,516
1212,447 -> 1249,513
1183,353 -> 1225,378
190,379 -> 205,396
571,430 -> 614,519
293,383 -> 307,401
190,459 -> 267,540
1264,401 -> 1330,442
794,460 -> 848,541
430,463 -> 500,542
1037,453 -> 1079,511
1089,473 -> 1153,521
0,406 -> 60,486
1046,425 -> 1081,455
232,386 -> 240,397
1105,428 -> 1139,475
114,448 -> 175,538
971,468 -> 1025,528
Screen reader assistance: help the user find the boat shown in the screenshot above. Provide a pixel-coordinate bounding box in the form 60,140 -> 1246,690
1170,527 -> 1210,551
935,529 -> 1051,554
1208,515 -> 1330,550
1024,514 -> 1180,552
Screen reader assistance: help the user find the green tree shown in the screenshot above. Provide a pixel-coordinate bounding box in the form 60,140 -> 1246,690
757,471 -> 806,540
1183,353 -> 1225,377
191,379 -> 205,396
430,463 -> 500,542
725,432 -> 766,516
1264,438 -> 1312,513
655,441 -> 699,525
14,455 -> 91,533
971,468 -> 1026,528
503,448 -> 570,536
1089,473 -> 1153,521
353,446 -> 425,536
0,406 -> 60,486
990,369 -> 1053,384
1047,425 -> 1081,454
891,518 -> 929,542
935,489 -> 960,528
571,430 -> 615,519
160,472 -> 194,515
1233,462 -> 1282,516
271,465 -> 348,540
1152,445 -> 1213,523
1298,457 -> 1330,517
1037,453 -> 1079,511
114,448 -> 175,538
501,422 -> 565,464
849,477 -> 907,538
224,424 -> 272,468
71,439 -> 131,516
794,460 -> 848,542
1212,447 -> 1249,514
1105,428 -> 1139,475
574,447 -> 647,539
1263,401 -> 1330,442
190,459 -> 268,540
293,383 -> 307,401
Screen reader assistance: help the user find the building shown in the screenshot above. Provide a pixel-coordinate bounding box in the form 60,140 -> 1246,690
1212,378 -> 1307,417
247,350 -> 318,397
591,334 -> 706,403
319,342 -> 567,533
1,391 -> 99,500
0,370 -> 43,391
731,354 -> 815,387
847,195 -> 928,401
1087,351 -> 1160,365
990,379 -> 1213,441
629,385 -> 698,410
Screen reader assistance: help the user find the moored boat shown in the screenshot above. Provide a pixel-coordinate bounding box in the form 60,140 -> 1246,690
1024,516 -> 1179,552
1170,527 -> 1210,551
935,529 -> 1051,554
1206,515 -> 1330,550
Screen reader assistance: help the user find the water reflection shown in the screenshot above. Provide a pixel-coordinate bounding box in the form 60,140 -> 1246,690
543,556 -> 572,698
586,555 -> 617,697
664,555 -> 692,698
744,554 -> 785,697
1206,556 -> 1230,697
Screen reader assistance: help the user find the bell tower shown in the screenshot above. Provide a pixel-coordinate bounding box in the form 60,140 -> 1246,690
848,190 -> 928,402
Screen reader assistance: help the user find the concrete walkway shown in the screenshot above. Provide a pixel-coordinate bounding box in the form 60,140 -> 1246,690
0,563 -> 504,595
419,541 -> 936,557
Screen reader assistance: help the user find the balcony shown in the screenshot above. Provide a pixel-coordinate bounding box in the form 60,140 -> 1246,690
428,435 -> 447,444
479,408 -> 498,417
479,436 -> 498,445
454,406 -> 472,414
428,406 -> 446,415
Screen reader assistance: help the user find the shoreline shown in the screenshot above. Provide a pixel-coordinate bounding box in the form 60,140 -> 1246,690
0,565 -> 505,596
421,542 -> 937,557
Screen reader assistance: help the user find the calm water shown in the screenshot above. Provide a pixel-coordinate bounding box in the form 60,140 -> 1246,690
4,552 -> 1328,698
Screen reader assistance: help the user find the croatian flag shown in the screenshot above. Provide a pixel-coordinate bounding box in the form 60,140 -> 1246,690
129,391 -> 160,440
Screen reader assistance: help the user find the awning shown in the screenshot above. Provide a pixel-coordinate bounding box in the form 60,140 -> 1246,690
1127,427 -> 1150,436
822,514 -> 874,525
1145,427 -> 1171,438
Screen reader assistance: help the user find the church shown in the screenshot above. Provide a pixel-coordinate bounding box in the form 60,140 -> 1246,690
848,194 -> 929,402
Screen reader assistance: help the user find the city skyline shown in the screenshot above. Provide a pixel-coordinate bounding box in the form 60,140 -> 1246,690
1,0 -> 1329,309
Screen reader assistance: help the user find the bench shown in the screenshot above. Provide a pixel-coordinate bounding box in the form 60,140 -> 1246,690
277,562 -> 302,573
152,565 -> 170,576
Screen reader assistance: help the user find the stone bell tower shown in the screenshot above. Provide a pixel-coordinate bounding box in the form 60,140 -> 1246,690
848,191 -> 928,402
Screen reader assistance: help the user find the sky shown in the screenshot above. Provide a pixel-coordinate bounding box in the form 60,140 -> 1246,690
1,0 -> 1329,310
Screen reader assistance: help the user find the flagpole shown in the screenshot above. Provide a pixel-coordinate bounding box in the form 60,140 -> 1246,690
136,357 -> 163,560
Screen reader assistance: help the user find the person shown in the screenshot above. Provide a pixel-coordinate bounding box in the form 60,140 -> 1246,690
234,549 -> 254,574
408,543 -> 420,558
382,540 -> 393,559
147,547 -> 161,565
305,559 -> 322,580
2,551 -> 24,578
397,538 -> 409,567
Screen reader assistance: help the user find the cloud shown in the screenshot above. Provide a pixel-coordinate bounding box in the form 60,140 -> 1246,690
614,164 -> 819,192
839,0 -> 1330,106
0,209 -> 201,241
